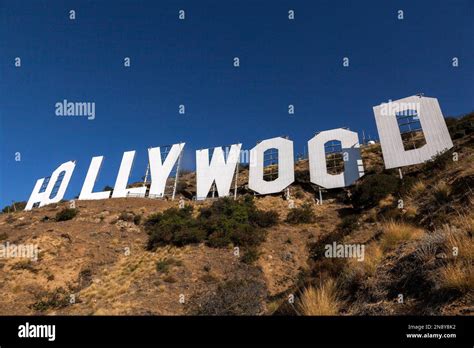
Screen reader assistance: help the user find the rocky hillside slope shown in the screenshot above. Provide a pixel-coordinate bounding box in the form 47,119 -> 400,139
0,112 -> 472,315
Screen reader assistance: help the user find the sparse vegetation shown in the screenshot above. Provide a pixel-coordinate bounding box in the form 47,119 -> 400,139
156,257 -> 182,273
200,273 -> 218,283
446,111 -> 474,139
118,211 -> 134,222
162,274 -> 178,283
1,201 -> 26,213
337,215 -> 359,234
78,269 -> 93,288
351,173 -> 400,209
12,259 -> 38,273
422,150 -> 454,173
55,208 -> 78,221
31,288 -> 70,312
240,247 -> 260,264
285,203 -> 316,224
189,278 -> 266,315
410,180 -> 426,196
5,215 -> 16,224
432,180 -> 452,203
119,211 -> 142,225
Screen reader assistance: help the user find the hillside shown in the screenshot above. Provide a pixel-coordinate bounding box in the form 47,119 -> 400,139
0,112 -> 472,315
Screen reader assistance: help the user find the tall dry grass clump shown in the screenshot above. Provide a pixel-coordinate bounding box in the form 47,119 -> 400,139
346,243 -> 383,277
361,243 -> 383,275
432,224 -> 474,292
297,279 -> 341,315
439,262 -> 473,292
380,221 -> 424,251
433,180 -> 452,203
410,180 -> 426,196
442,225 -> 474,261
378,194 -> 395,209
453,213 -> 474,236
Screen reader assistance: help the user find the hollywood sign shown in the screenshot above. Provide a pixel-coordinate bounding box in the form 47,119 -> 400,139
24,95 -> 453,210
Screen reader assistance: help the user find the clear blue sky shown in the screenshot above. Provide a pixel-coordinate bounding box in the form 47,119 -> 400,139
0,0 -> 472,206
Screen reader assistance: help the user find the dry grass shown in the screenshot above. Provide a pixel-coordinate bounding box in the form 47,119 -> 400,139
439,261 -> 474,292
442,226 -> 474,261
346,243 -> 383,277
361,243 -> 384,275
410,180 -> 426,195
433,180 -> 452,203
403,204 -> 418,220
266,300 -> 281,315
297,279 -> 341,315
380,221 -> 424,251
452,213 -> 474,235
378,194 -> 395,208
415,240 -> 438,264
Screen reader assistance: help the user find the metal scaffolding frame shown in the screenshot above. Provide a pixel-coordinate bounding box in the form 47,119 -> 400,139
143,144 -> 183,200
196,143 -> 241,200
324,140 -> 344,175
263,148 -> 279,182
396,109 -> 426,151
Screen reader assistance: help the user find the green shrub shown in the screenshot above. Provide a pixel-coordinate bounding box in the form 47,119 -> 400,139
432,181 -> 452,204
198,196 -> 276,248
133,214 -> 142,225
118,211 -> 134,222
145,206 -> 206,250
422,150 -> 453,173
1,201 -> 27,213
351,173 -> 400,209
446,112 -> 474,139
55,208 -> 78,221
240,247 -> 261,264
250,209 -> 279,228
175,181 -> 190,196
379,206 -> 403,221
338,215 -> 359,234
31,288 -> 70,312
294,190 -> 305,199
118,211 -> 142,225
285,203 -> 316,224
295,170 -> 310,183
309,217 -> 356,261
145,196 -> 278,250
